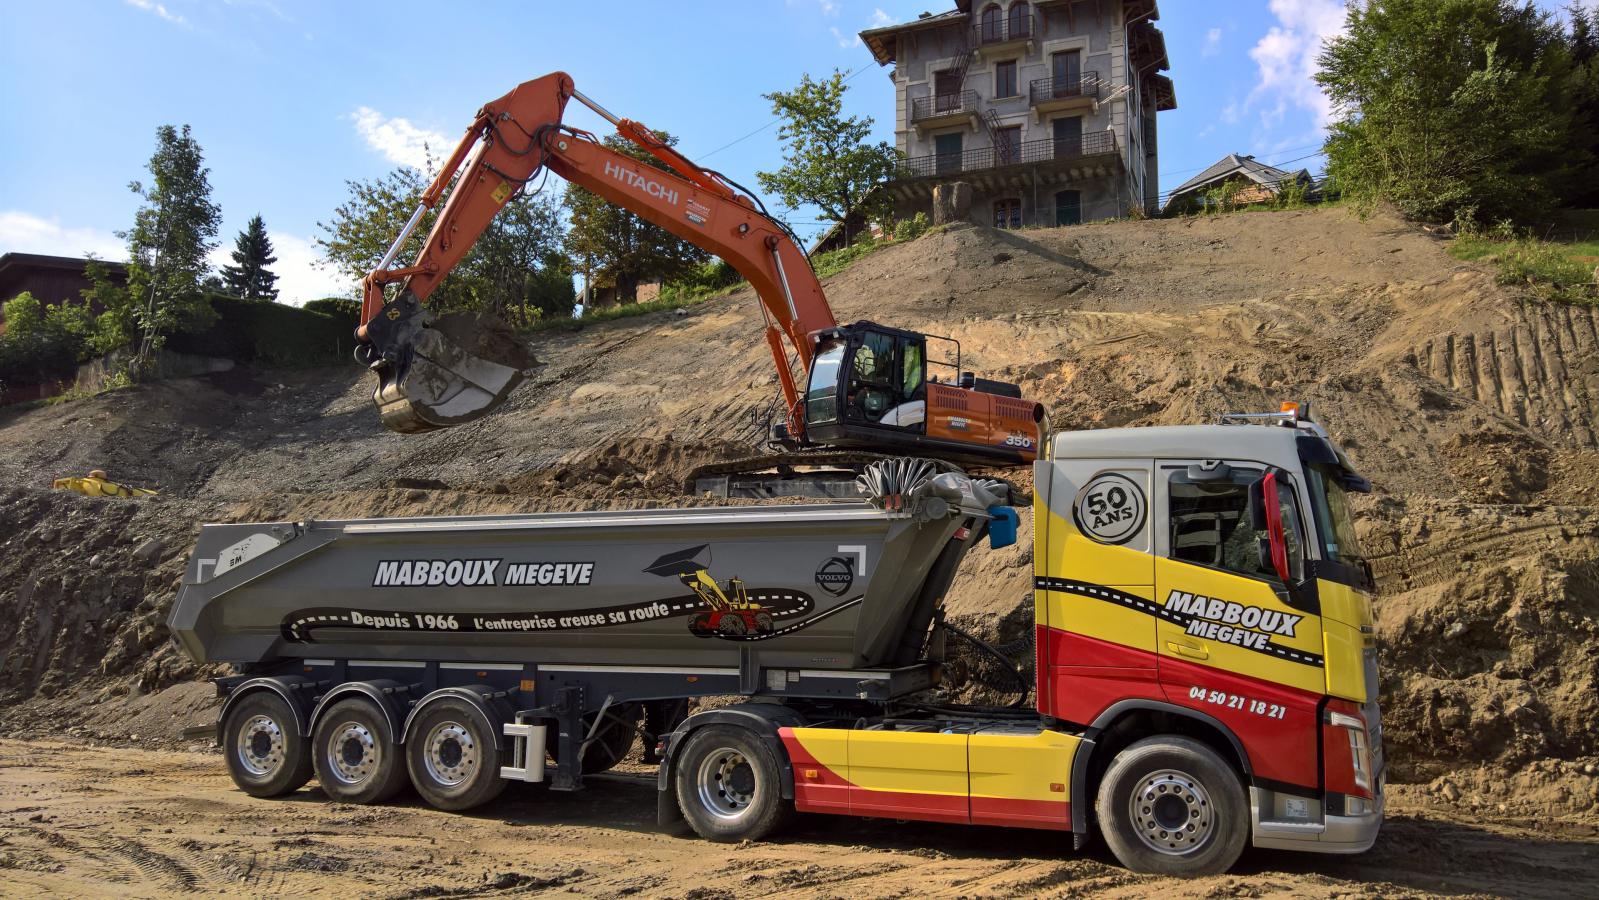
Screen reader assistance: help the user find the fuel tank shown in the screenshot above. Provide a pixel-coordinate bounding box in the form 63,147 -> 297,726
168,462 -> 1005,671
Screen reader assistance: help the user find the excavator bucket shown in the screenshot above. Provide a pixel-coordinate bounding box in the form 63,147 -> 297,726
363,292 -> 538,434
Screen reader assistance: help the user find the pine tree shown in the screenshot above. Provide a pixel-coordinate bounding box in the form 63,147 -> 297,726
222,214 -> 280,301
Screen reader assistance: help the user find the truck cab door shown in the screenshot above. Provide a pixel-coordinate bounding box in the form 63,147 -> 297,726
1035,457 -> 1157,724
1152,460 -> 1327,793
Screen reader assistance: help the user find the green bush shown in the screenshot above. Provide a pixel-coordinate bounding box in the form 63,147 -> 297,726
659,259 -> 743,303
0,293 -> 95,390
1449,226 -> 1597,305
893,212 -> 931,242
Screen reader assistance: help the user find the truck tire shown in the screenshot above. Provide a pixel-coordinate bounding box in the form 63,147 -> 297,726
1095,736 -> 1248,876
405,697 -> 506,812
674,724 -> 791,842
312,698 -> 408,805
222,691 -> 313,798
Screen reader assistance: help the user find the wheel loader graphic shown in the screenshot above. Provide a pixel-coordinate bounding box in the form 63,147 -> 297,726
644,545 -> 775,638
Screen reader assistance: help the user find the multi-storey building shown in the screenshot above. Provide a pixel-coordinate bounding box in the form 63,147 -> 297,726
859,0 -> 1175,229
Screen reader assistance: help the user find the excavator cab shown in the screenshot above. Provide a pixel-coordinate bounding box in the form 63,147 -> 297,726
800,322 -> 1040,467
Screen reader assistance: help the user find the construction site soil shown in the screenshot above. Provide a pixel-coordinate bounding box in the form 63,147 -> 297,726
1,207 -> 1596,897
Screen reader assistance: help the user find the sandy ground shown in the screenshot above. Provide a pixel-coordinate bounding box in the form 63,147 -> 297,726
3,207 -> 1599,895
1,739 -> 1595,900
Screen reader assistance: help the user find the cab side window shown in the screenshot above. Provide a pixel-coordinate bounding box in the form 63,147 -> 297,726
1168,467 -> 1304,583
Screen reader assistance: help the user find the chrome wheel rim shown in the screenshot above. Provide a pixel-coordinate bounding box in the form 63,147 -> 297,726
696,747 -> 756,822
237,714 -> 285,778
324,720 -> 379,785
1128,768 -> 1214,855
424,721 -> 477,787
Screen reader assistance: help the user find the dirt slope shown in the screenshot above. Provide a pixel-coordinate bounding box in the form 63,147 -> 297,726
1,206 -> 1597,893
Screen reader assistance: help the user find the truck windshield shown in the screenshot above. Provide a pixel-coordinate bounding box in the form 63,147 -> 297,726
1306,463 -> 1365,567
805,340 -> 846,425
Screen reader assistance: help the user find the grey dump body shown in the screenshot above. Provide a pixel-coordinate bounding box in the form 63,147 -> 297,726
169,466 -> 1002,673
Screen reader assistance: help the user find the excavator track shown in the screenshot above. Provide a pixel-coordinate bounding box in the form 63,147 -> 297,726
685,451 -> 968,500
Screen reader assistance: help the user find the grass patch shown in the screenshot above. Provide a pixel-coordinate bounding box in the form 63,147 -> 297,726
527,282 -> 743,333
811,238 -> 889,279
1449,227 -> 1597,306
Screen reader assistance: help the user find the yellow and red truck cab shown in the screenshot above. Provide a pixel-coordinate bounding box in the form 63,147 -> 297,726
755,411 -> 1382,875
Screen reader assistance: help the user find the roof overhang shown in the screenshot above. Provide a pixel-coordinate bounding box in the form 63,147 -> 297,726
860,10 -> 970,66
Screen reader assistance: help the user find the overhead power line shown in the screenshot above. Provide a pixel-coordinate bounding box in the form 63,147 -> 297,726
697,64 -> 873,160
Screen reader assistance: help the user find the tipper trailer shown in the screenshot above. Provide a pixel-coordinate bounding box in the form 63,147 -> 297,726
169,414 -> 1383,876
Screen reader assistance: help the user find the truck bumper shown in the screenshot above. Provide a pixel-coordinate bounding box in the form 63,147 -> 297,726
1248,777 -> 1384,854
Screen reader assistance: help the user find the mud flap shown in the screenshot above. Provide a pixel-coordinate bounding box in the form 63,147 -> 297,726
362,291 -> 537,434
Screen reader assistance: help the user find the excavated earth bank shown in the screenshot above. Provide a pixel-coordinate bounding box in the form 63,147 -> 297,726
1,207 -> 1596,896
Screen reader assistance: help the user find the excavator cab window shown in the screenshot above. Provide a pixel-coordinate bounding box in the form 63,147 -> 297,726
844,329 -> 926,431
805,339 -> 847,426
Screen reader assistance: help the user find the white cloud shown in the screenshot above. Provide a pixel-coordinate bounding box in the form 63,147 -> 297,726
870,7 -> 896,28
0,211 -> 126,261
1202,27 -> 1223,58
208,231 -> 348,306
831,26 -> 861,48
819,0 -> 840,15
351,107 -> 448,171
1245,0 -> 1346,130
125,0 -> 190,28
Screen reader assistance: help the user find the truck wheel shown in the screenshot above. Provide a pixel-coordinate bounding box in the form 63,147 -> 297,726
312,698 -> 408,804
674,725 -> 790,842
1095,736 -> 1248,876
405,698 -> 506,812
754,612 -> 775,633
719,616 -> 748,636
223,691 -> 313,798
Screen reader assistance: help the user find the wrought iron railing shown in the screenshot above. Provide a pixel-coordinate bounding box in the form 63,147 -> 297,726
910,90 -> 980,123
1030,73 -> 1100,104
974,13 -> 1033,45
900,132 -> 1118,179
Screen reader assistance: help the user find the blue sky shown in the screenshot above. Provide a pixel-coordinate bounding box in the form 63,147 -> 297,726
0,0 -> 1568,304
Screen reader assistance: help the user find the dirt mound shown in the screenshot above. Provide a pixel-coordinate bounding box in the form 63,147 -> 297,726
1,205 -> 1596,807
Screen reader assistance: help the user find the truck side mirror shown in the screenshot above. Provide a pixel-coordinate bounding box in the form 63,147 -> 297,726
1248,472 -> 1292,584
959,371 -> 975,390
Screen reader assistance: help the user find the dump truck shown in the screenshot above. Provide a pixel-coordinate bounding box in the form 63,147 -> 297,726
169,410 -> 1382,876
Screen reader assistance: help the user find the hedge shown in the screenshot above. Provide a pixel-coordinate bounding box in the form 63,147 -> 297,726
165,294 -> 358,366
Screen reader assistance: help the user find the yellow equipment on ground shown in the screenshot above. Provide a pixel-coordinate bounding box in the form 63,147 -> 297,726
52,469 -> 157,499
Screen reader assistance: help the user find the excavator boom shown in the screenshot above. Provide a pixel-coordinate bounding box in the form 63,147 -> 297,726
355,72 -> 1042,478
357,73 -> 832,436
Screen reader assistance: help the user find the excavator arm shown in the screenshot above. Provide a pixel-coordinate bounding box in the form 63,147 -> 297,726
357,72 -> 836,436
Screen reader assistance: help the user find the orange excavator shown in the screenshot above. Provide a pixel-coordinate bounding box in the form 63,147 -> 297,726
355,72 -> 1044,491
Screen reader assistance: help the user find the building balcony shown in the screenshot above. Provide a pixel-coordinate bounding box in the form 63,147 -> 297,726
1029,73 -> 1099,118
972,14 -> 1034,58
891,132 -> 1120,199
909,90 -> 981,134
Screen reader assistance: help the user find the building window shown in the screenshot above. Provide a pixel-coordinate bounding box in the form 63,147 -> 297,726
1168,467 -> 1304,584
1051,50 -> 1083,95
996,125 -> 1021,164
934,69 -> 963,109
1055,190 -> 1081,226
994,60 -> 1018,98
1008,2 -> 1031,39
980,4 -> 1003,41
1052,115 -> 1083,158
993,198 -> 1022,229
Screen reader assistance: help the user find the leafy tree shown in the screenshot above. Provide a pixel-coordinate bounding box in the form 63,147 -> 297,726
317,162 -> 570,319
1565,1 -> 1599,206
119,124 -> 224,364
563,131 -> 707,303
1317,0 -> 1577,224
222,214 -> 280,300
756,70 -> 900,245
476,192 -> 575,324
